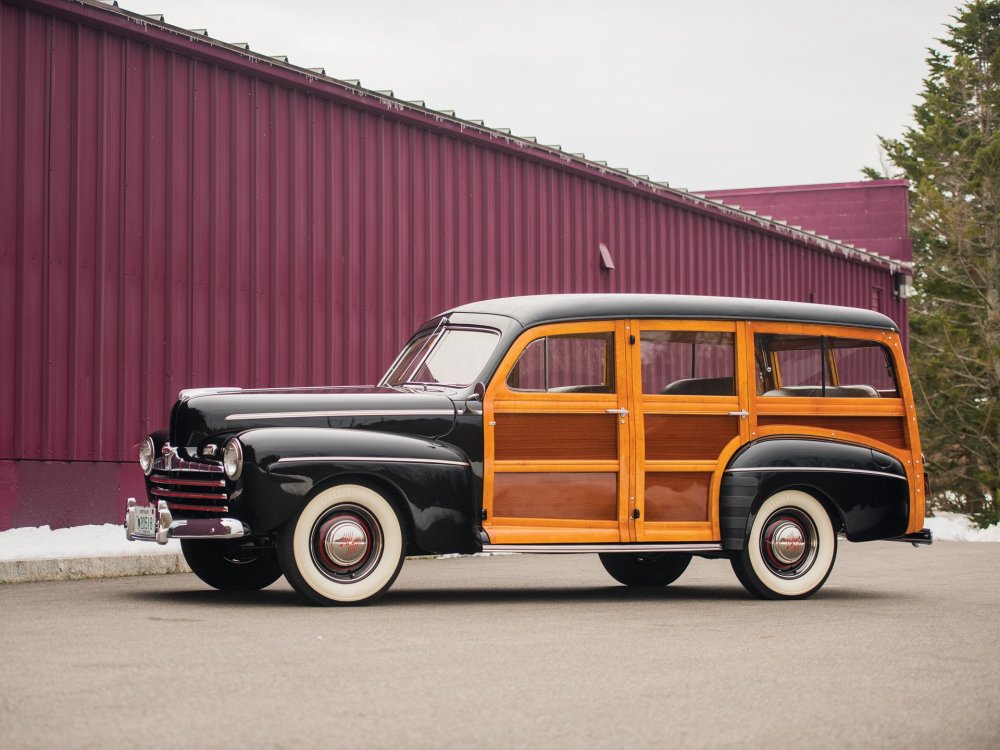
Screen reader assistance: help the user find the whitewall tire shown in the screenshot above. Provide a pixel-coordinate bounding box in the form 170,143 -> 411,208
277,483 -> 406,606
730,489 -> 837,600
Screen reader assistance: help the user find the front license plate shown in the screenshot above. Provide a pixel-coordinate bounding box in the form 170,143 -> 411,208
135,505 -> 156,537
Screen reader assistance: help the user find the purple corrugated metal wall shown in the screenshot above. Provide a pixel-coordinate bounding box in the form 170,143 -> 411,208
0,0 -> 909,528
704,181 -> 913,263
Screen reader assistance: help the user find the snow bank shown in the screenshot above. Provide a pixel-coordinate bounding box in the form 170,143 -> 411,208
0,524 -> 181,561
925,512 -> 1000,542
0,512 -> 997,563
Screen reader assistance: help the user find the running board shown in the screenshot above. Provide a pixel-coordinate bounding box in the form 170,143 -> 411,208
481,543 -> 723,554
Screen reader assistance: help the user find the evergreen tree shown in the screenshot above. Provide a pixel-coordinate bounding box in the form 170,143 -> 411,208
873,0 -> 1000,524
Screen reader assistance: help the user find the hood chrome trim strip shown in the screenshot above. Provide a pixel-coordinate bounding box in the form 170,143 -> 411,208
226,409 -> 455,420
274,455 -> 470,467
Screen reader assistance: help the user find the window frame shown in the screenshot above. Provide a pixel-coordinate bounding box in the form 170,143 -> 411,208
755,330 -> 901,398
505,331 -> 616,394
488,321 -> 626,403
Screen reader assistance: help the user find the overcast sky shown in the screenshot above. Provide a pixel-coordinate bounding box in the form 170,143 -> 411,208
119,0 -> 957,190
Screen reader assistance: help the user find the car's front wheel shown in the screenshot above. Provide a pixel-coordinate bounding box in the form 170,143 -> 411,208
730,489 -> 837,599
599,552 -> 692,587
180,539 -> 283,591
277,483 -> 406,606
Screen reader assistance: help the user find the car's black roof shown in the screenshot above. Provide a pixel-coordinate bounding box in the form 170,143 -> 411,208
446,294 -> 899,331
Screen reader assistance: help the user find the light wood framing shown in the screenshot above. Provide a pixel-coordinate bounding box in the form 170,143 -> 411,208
482,317 -> 925,545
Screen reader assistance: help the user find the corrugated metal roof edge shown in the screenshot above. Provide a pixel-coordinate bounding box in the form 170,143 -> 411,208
54,0 -> 910,275
702,179 -> 910,195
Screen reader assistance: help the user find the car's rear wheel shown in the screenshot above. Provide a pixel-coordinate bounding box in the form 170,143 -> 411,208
180,539 -> 283,591
599,552 -> 692,587
277,483 -> 406,606
730,489 -> 837,600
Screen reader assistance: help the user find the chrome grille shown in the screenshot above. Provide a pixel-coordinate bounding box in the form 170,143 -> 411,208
150,449 -> 229,514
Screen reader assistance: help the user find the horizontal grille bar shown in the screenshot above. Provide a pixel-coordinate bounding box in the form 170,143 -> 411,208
151,488 -> 229,502
151,474 -> 226,488
165,502 -> 231,513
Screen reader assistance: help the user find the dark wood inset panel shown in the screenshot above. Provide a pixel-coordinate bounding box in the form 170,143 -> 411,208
644,473 -> 711,522
644,414 -> 739,461
494,413 -> 618,462
494,473 -> 618,520
756,416 -> 908,450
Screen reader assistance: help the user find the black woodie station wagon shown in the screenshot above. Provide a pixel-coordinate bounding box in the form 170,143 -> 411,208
125,295 -> 931,604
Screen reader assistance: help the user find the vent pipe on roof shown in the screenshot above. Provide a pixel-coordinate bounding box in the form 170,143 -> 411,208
894,272 -> 916,299
598,243 -> 615,271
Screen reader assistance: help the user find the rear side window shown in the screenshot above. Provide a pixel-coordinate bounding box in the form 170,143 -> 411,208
757,334 -> 898,398
507,333 -> 614,393
830,338 -> 898,396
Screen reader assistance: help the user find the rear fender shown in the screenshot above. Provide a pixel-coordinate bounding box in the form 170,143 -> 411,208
719,438 -> 910,550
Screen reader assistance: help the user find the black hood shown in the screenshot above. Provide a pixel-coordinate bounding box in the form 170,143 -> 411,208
171,386 -> 457,448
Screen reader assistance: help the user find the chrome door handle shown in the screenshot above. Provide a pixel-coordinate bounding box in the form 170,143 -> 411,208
728,410 -> 750,418
606,408 -> 630,415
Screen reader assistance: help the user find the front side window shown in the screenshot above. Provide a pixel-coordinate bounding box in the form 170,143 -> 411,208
757,334 -> 898,397
384,328 -> 500,387
506,332 -> 614,393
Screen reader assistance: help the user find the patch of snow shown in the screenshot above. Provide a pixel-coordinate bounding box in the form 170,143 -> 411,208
0,512 -> 997,563
0,524 -> 181,561
925,512 -> 1000,542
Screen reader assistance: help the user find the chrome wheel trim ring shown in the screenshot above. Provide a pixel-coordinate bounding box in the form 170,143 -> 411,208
760,508 -> 819,579
310,503 -> 383,583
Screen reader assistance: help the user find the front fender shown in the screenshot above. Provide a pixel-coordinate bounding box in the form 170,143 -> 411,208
235,427 -> 477,554
720,438 -> 910,549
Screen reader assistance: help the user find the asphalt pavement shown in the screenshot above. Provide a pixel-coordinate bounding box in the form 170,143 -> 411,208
1,541 -> 998,749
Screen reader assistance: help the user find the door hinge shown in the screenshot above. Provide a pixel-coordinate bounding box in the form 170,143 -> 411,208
481,508 -> 488,521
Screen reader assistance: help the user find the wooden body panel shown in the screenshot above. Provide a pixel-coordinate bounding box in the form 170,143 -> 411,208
755,415 -> 908,450
493,473 -> 618,521
644,415 -> 740,461
644,473 -> 711,522
494,413 -> 617,462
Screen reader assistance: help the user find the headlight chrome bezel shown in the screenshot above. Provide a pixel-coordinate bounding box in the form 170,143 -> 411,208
223,438 -> 244,480
138,436 -> 155,476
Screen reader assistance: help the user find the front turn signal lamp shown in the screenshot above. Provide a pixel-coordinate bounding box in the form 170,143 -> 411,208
223,438 -> 243,480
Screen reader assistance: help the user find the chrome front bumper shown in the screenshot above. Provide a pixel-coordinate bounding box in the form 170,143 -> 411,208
124,498 -> 250,545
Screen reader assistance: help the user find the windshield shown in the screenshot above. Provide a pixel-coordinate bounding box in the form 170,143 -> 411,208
383,327 -> 500,387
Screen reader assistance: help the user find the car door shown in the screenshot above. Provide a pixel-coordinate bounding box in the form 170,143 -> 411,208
627,320 -> 749,542
482,321 -> 633,544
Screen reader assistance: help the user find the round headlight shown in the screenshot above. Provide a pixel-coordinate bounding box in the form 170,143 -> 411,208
138,436 -> 155,476
223,439 -> 243,480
